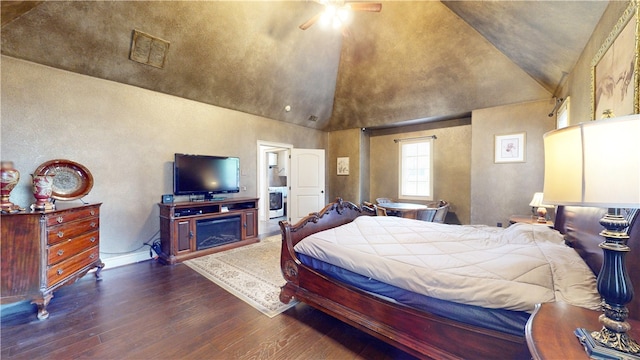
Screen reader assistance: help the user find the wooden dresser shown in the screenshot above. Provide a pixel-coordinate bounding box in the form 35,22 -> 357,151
1,203 -> 104,319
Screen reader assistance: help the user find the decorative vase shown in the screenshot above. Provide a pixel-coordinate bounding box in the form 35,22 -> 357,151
1,161 -> 21,212
31,174 -> 55,211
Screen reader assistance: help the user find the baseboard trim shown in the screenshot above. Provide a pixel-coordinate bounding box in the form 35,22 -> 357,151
102,251 -> 152,269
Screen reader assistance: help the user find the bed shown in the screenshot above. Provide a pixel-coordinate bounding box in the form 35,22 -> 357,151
278,198 -> 640,359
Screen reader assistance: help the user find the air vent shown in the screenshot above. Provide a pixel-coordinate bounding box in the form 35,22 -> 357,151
308,115 -> 318,122
130,30 -> 170,69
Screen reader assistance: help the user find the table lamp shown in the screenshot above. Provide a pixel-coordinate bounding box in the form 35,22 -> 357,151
529,192 -> 552,223
542,114 -> 640,358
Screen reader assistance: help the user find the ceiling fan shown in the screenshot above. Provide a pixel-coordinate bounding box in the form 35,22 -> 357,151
299,1 -> 382,31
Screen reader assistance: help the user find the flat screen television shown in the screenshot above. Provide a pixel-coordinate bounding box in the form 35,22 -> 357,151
173,153 -> 240,199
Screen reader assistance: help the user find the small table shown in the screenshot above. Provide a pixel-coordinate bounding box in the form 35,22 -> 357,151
378,202 -> 428,219
526,302 -> 640,360
509,214 -> 554,227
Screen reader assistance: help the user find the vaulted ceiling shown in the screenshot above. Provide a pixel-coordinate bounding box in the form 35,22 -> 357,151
1,1 -> 608,131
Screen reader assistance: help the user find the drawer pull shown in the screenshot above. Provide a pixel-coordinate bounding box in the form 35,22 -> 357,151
90,210 -> 95,216
57,231 -> 64,238
90,237 -> 96,243
57,249 -> 64,256
90,222 -> 97,228
56,216 -> 64,223
89,253 -> 96,259
57,269 -> 63,275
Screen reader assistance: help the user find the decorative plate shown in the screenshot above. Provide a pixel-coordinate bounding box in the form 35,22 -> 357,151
34,159 -> 94,201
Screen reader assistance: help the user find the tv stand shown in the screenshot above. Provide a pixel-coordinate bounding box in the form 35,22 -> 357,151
158,197 -> 258,265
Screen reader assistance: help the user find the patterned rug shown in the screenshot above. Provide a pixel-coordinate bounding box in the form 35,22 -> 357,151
184,235 -> 298,317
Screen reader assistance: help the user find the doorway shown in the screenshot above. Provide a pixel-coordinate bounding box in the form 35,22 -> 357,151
257,141 -> 292,236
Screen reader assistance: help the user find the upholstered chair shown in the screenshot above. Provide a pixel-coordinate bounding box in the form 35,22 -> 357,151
373,204 -> 388,216
417,208 -> 437,222
433,202 -> 450,223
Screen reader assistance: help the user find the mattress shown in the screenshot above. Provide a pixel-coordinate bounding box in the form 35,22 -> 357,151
294,216 -> 600,313
297,253 -> 531,336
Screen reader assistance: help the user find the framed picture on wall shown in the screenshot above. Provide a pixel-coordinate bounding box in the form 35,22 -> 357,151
337,157 -> 349,175
591,1 -> 639,120
494,132 -> 525,163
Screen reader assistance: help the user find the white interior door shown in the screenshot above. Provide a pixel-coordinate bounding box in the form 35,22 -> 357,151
289,148 -> 325,224
257,141 -> 292,231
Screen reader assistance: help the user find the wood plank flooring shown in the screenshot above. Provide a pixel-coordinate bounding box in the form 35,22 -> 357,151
1,258 -> 417,359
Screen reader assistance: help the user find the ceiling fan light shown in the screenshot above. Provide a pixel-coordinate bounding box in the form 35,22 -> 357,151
319,11 -> 332,27
337,7 -> 351,23
325,4 -> 337,17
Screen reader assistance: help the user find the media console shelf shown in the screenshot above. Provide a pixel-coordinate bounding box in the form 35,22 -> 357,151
158,197 -> 259,265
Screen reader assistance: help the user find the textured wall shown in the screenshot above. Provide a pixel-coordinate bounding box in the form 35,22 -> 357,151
1,1 -> 342,130
359,130 -> 370,203
368,119 -> 472,224
3,1 -> 590,132
1,56 -> 326,262
470,99 -> 555,227
332,1 -> 551,130
327,128 -> 362,204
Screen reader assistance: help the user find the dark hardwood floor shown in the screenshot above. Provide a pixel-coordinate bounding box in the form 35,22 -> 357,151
1,258 -> 417,359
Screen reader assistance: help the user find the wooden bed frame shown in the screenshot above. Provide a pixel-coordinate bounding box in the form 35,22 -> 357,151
278,198 -> 640,359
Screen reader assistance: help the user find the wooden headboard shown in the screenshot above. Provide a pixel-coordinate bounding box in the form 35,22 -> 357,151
555,205 -> 640,320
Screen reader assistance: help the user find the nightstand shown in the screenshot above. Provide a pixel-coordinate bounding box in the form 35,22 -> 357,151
509,215 -> 554,227
526,302 -> 640,360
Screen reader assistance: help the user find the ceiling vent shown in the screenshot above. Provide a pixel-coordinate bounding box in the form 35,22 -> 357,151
130,30 -> 170,69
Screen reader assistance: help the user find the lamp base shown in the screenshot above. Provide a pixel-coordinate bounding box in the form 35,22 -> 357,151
575,328 -> 640,360
536,206 -> 548,223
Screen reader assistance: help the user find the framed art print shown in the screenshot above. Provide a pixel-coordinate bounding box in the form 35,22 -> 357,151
337,157 -> 349,175
591,1 -> 639,119
494,132 -> 525,163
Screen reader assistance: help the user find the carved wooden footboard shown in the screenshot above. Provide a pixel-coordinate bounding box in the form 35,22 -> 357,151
279,198 -> 530,359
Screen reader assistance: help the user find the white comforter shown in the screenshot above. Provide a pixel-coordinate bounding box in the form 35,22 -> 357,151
294,216 -> 601,312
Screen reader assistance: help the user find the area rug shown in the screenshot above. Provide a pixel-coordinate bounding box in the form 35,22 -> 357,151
184,235 -> 298,318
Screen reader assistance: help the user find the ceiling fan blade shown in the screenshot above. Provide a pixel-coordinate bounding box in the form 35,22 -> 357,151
348,3 -> 382,12
299,12 -> 322,30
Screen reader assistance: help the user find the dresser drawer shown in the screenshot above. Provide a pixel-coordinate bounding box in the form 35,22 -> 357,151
47,230 -> 99,266
47,217 -> 99,245
45,205 -> 100,227
47,246 -> 100,287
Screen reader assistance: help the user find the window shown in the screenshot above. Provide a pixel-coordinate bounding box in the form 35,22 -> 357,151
556,96 -> 570,129
398,138 -> 433,201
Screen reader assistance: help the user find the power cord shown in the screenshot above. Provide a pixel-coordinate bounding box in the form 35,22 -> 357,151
143,239 -> 163,259
99,243 -> 146,255
99,230 -> 161,259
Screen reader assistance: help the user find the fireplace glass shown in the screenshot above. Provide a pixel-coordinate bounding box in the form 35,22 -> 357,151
196,215 -> 241,250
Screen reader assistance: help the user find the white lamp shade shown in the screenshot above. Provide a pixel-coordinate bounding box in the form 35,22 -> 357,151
529,192 -> 551,208
543,114 -> 640,208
